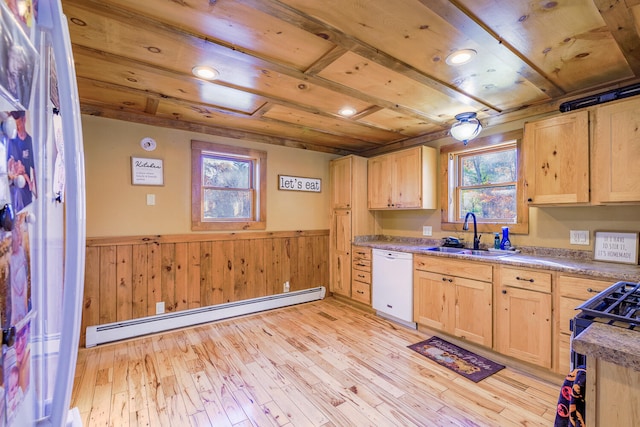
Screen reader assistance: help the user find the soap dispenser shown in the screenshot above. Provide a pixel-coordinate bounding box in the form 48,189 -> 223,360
494,233 -> 500,249
500,227 -> 511,250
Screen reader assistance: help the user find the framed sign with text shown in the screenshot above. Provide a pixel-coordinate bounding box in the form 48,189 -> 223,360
593,231 -> 639,265
131,157 -> 164,186
278,175 -> 321,192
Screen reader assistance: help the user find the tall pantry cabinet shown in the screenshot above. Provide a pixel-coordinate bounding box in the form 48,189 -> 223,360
329,155 -> 376,298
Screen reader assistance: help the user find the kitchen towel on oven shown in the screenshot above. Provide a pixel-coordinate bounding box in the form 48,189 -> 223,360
554,366 -> 586,427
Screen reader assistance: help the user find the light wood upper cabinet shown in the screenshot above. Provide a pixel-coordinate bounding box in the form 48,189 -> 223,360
414,255 -> 493,347
523,111 -> 590,205
592,97 -> 640,203
368,146 -> 437,210
330,156 -> 352,209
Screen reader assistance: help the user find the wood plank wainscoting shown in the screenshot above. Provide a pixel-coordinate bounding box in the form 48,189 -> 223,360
81,230 -> 329,347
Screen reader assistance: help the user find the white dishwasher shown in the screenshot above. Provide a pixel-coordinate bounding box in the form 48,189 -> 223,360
372,249 -> 416,328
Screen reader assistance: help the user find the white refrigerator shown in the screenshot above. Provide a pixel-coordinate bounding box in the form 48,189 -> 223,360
0,0 -> 85,426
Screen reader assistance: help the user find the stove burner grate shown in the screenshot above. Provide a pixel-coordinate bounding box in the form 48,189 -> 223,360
577,281 -> 640,324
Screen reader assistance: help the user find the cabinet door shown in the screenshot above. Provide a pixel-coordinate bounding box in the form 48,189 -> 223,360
496,286 -> 552,368
593,98 -> 640,203
330,210 -> 351,297
523,111 -> 589,205
330,157 -> 352,209
393,148 -> 422,208
453,277 -> 492,347
368,155 -> 392,209
413,270 -> 449,330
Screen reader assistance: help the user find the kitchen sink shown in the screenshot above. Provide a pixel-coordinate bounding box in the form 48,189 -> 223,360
425,247 -> 517,258
425,246 -> 466,254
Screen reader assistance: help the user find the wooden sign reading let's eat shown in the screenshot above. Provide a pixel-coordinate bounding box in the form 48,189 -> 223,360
278,175 -> 321,192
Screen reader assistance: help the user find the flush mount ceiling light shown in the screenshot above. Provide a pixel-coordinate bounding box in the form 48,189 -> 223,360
192,65 -> 219,80
338,107 -> 357,117
445,49 -> 477,66
450,112 -> 483,144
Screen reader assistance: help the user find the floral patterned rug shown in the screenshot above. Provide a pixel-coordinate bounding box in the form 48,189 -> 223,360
408,336 -> 505,382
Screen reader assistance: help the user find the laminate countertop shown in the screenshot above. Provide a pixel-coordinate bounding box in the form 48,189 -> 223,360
572,322 -> 640,371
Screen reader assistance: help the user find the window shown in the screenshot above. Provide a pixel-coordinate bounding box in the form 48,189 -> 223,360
441,130 -> 528,234
191,140 -> 266,231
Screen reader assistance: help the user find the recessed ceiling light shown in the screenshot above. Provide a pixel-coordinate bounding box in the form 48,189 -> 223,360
445,49 -> 477,66
339,107 -> 357,117
192,65 -> 219,80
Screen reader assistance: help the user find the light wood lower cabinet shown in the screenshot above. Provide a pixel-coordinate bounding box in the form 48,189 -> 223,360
586,358 -> 640,427
555,274 -> 610,374
330,210 -> 351,297
414,256 -> 493,347
351,246 -> 372,305
496,266 -> 552,369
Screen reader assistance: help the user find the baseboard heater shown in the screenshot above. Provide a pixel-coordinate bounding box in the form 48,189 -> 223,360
85,286 -> 326,347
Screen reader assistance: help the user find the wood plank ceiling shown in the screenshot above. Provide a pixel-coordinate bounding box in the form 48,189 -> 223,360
61,0 -> 640,156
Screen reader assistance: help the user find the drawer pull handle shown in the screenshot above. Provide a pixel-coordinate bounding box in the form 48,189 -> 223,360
387,304 -> 393,308
587,288 -> 599,293
356,290 -> 364,294
358,274 -> 365,278
516,276 -> 534,283
441,277 -> 453,283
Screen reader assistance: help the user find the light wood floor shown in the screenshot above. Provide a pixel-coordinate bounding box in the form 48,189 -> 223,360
71,297 -> 562,426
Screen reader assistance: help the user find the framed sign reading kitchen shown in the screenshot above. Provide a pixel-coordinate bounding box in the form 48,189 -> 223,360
131,157 -> 164,186
593,231 -> 639,265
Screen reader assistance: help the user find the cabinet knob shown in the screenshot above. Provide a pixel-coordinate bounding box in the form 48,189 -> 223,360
502,289 -> 507,294
527,198 -> 533,202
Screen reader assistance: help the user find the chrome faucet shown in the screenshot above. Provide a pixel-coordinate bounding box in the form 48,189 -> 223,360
462,212 -> 481,250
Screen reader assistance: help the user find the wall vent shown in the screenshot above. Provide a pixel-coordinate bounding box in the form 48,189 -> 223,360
560,83 -> 640,112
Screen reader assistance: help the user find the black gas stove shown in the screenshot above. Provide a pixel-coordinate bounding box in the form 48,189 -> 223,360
571,281 -> 640,368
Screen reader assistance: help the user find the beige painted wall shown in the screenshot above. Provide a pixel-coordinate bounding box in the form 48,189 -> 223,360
82,115 -> 338,237
376,117 -> 640,251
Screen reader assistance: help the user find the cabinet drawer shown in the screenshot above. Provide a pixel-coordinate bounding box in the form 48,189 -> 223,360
352,246 -> 372,261
351,280 -> 371,304
557,275 -> 611,299
352,258 -> 372,271
414,255 -> 492,282
501,267 -> 551,293
352,270 -> 371,284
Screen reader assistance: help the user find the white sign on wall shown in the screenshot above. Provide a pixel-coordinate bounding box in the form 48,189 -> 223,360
593,231 -> 639,265
278,175 -> 321,192
131,157 -> 164,186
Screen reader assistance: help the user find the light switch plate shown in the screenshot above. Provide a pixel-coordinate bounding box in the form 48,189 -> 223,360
146,194 -> 156,205
422,226 -> 432,236
570,230 -> 589,245
156,301 -> 165,314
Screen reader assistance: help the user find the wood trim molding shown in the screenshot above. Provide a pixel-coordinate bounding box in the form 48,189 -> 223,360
86,229 -> 329,247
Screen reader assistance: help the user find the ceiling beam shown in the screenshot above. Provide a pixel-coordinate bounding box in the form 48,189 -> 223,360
594,0 -> 640,76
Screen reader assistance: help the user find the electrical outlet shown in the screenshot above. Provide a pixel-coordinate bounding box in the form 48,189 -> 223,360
570,230 -> 590,245
284,281 -> 290,292
156,301 -> 165,314
422,226 -> 432,236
